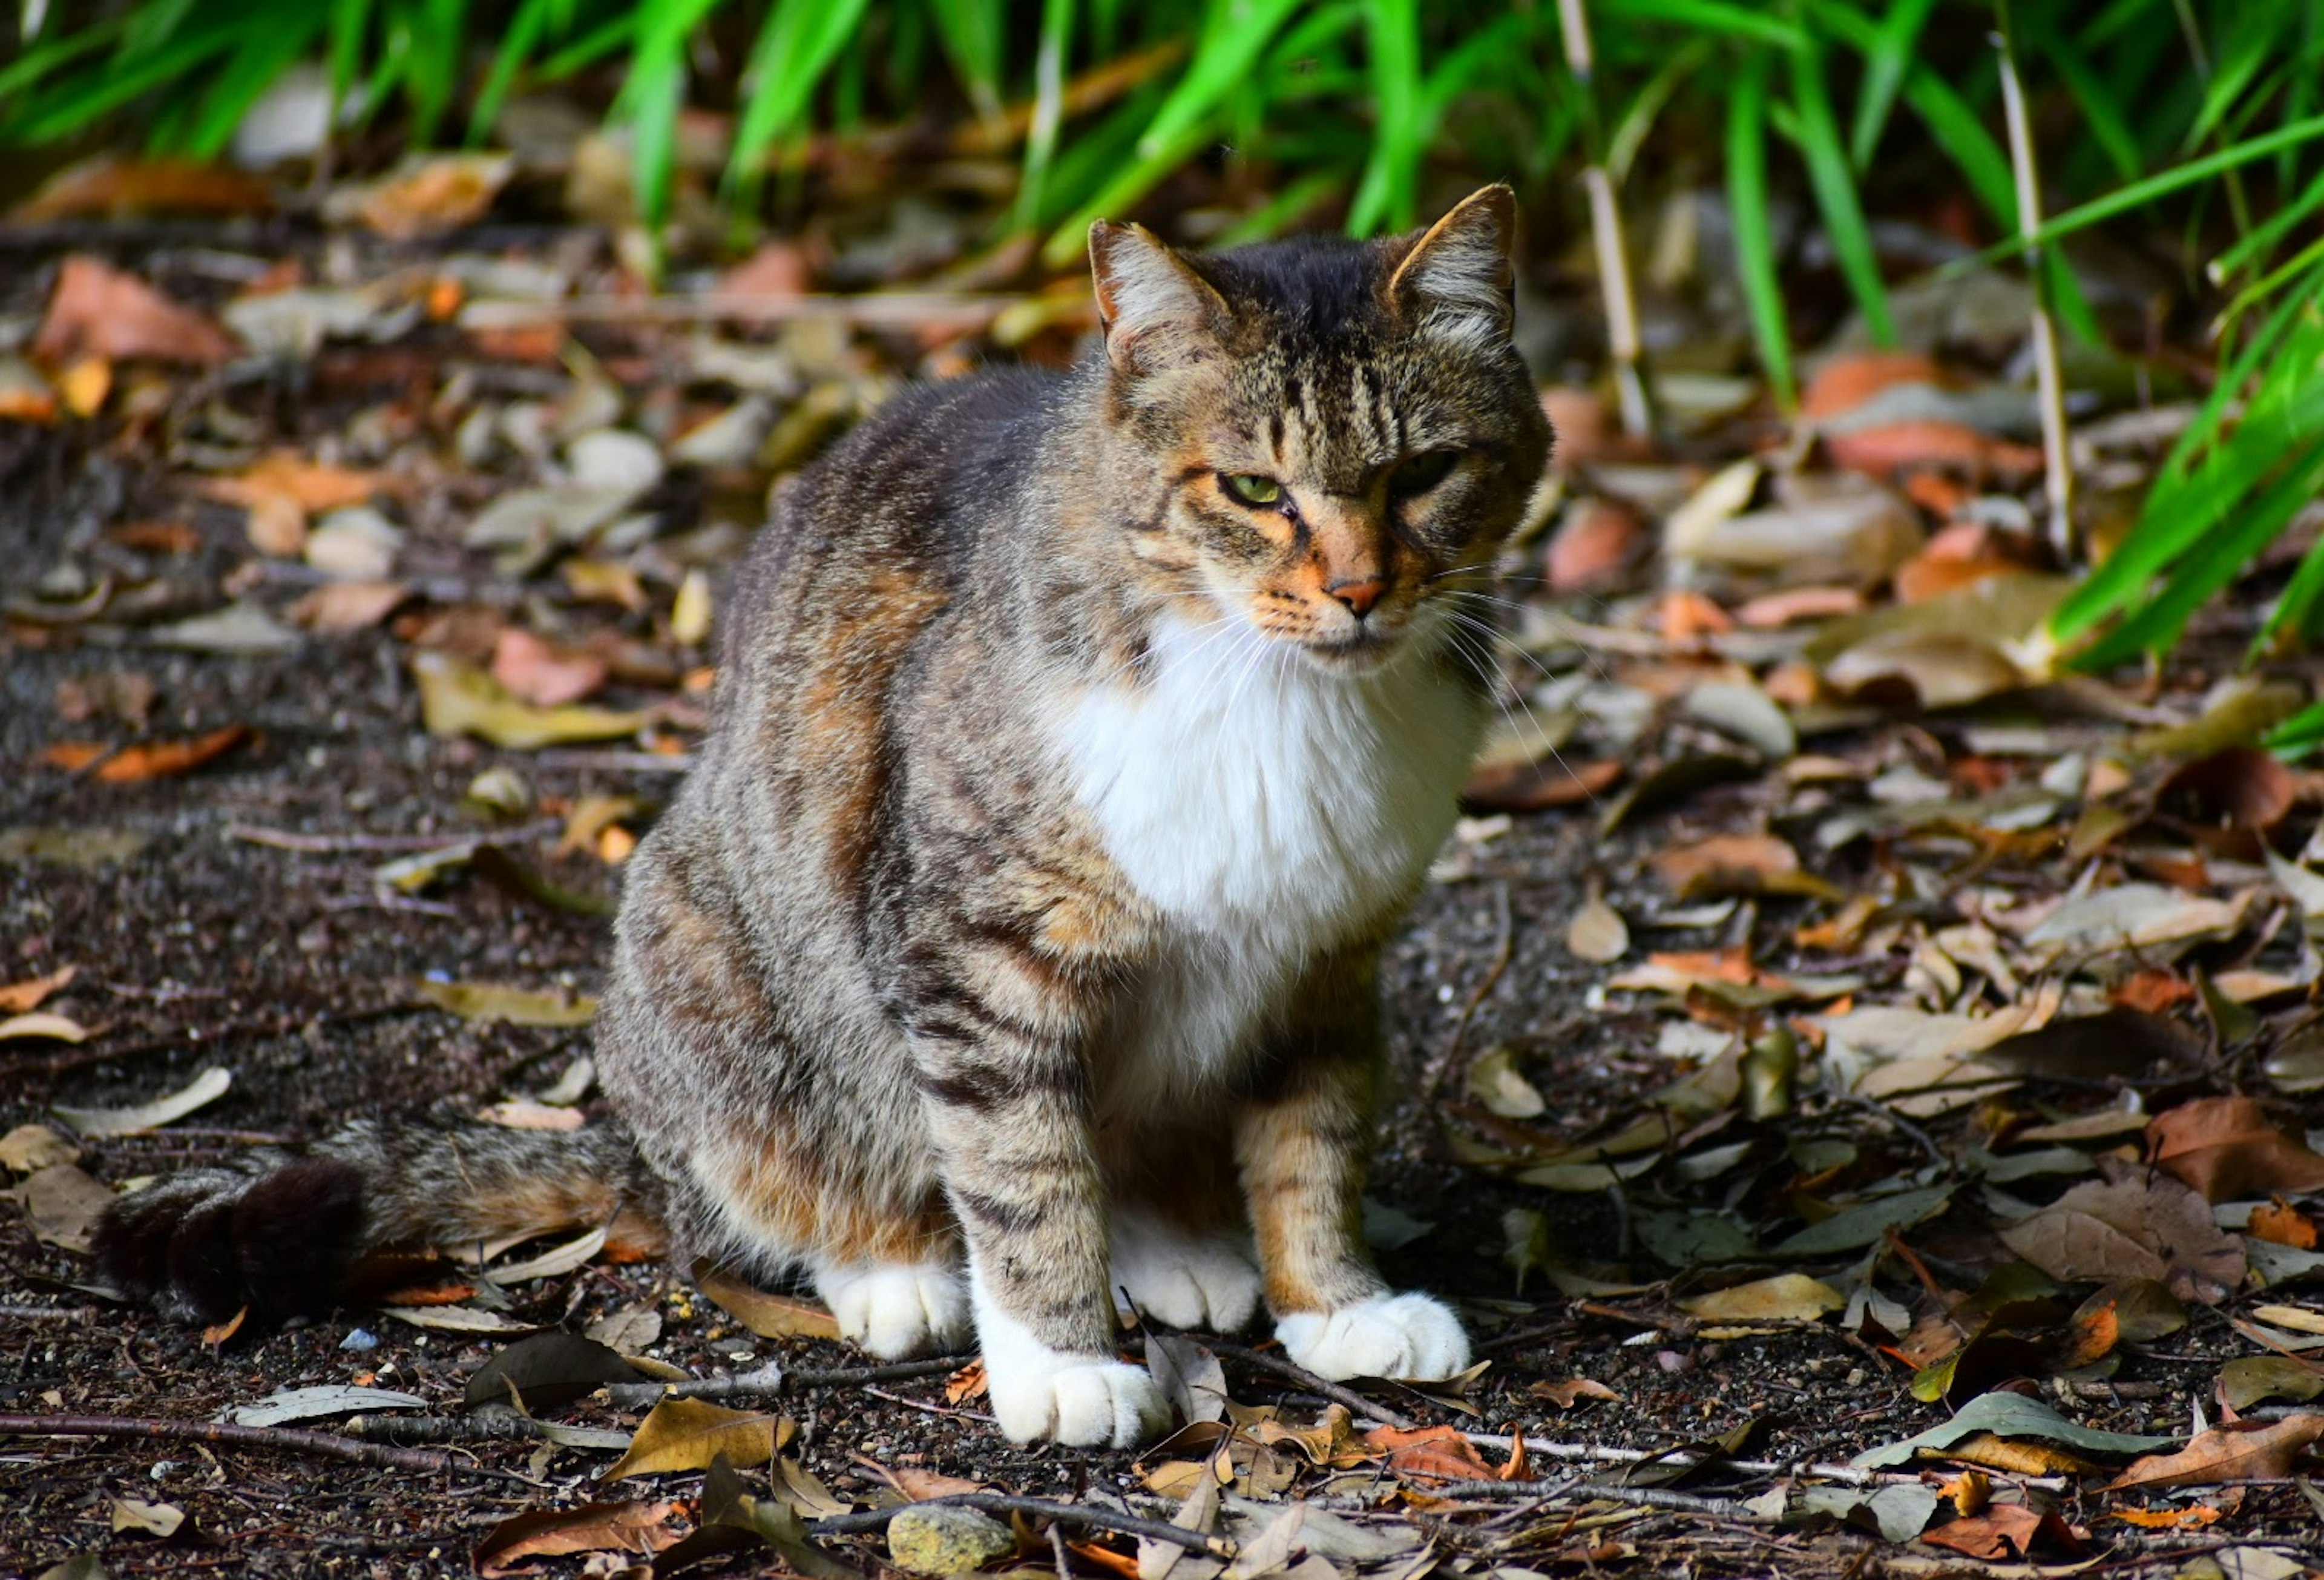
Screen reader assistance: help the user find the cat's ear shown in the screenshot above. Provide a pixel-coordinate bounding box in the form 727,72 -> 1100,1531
1088,221 -> 1232,376
1388,184 -> 1518,347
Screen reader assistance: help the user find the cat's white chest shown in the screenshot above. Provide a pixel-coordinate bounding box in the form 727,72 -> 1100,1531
1062,614 -> 1480,1089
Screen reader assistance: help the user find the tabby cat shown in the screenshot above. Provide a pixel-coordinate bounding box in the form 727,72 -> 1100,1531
97,186 -> 1554,1447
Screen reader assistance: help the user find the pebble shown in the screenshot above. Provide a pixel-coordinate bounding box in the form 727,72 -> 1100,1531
887,1506 -> 1016,1575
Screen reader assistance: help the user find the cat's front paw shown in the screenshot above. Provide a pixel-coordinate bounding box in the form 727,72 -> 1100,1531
812,1259 -> 971,1360
1110,1214 -> 1261,1331
985,1352 -> 1171,1446
1276,1292 -> 1469,1381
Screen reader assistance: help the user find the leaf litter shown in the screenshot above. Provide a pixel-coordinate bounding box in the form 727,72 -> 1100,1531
5,105 -> 2324,1580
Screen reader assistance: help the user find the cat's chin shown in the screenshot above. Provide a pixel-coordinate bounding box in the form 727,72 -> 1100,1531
1289,631 -> 1407,676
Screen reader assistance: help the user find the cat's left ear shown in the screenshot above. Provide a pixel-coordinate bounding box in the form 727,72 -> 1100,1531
1088,220 -> 1233,377
1388,184 -> 1518,347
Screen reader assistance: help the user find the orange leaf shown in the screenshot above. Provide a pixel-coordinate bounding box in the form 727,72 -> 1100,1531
33,255 -> 237,366
1067,1541 -> 1141,1578
1364,1424 -> 1497,1482
2149,1096 -> 2324,1202
2248,1198 -> 2319,1250
1461,755 -> 1622,812
198,451 -> 389,514
2112,1503 -> 2226,1529
16,156 -> 276,220
473,1499 -> 688,1576
0,964 -> 77,1013
42,726 -> 252,783
1545,500 -> 1646,593
492,628 -> 610,708
1919,1504 -> 2081,1560
1801,351 -> 1945,420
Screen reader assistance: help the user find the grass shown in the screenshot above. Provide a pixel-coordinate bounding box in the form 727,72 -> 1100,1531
4,0 -> 2324,699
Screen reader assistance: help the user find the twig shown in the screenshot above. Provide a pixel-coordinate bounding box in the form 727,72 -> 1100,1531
1420,1476 -> 1763,1520
337,1413 -> 563,1444
603,1355 -> 968,1410
528,749 -> 697,775
458,293 -> 1008,334
1461,1431 -> 2068,1491
810,1495 -> 1236,1558
0,1305 -> 99,1322
227,820 -> 559,854
0,1412 -> 496,1476
1203,1338 -> 1418,1432
1556,0 -> 1653,438
862,1384 -> 991,1420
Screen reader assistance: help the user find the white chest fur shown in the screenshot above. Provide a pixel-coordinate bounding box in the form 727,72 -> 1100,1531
1062,613 -> 1482,1093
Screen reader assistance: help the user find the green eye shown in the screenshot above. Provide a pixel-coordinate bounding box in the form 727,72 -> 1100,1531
1391,451 -> 1459,496
1223,473 -> 1282,506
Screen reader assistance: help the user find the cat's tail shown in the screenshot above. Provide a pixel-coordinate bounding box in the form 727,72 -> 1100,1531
93,1118 -> 668,1326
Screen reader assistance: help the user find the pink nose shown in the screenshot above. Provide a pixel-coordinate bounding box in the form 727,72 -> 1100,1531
1328,578 -> 1386,619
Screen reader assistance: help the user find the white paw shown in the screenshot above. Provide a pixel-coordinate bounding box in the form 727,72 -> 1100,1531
974,1281 -> 1170,1447
1276,1291 -> 1469,1381
1110,1213 -> 1261,1332
812,1259 -> 971,1360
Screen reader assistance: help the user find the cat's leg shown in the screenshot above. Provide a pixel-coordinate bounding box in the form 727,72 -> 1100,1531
810,1257 -> 971,1360
906,934 -> 1170,1448
1106,1127 -> 1260,1331
1236,949 -> 1471,1382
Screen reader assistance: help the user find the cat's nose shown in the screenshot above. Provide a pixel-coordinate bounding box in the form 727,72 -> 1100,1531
1327,578 -> 1386,620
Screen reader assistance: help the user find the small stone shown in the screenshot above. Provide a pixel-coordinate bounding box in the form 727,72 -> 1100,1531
887,1505 -> 1016,1575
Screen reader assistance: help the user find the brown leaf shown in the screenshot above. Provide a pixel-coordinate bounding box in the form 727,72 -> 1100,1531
1461,755 -> 1623,812
289,581 -> 410,633
1801,351 -> 1945,420
717,242 -> 814,300
16,156 -> 275,220
473,1499 -> 688,1576
0,964 -> 77,1013
944,1360 -> 988,1404
2158,748 -> 2296,832
2103,1414 -> 2324,1491
43,726 -> 252,783
1997,1172 -> 2245,1304
1649,832 -> 1800,900
491,628 -> 611,708
344,154 -> 515,241
1825,421 -> 2044,482
695,1264 -> 842,1340
11,1162 -> 115,1252
2150,1097 -> 2324,1202
1363,1424 -> 1497,1482
202,1307 -> 248,1346
1528,1377 -> 1619,1409
33,256 -> 237,366
1919,1503 -> 2081,1559
1545,499 -> 1646,593
2111,1501 -> 2229,1529
2248,1199 -> 2319,1250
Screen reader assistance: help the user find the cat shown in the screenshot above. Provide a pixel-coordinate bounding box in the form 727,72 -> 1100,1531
95,185 -> 1554,1448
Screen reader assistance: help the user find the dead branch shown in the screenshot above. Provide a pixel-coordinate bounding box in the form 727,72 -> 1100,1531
1202,1338 -> 1419,1432
0,1412 -> 499,1476
603,1355 -> 968,1410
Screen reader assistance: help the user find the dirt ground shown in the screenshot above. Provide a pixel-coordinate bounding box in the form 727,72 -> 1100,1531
4,214 -> 2323,1579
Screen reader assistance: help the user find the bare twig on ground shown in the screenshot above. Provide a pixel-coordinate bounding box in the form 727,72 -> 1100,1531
338,1414 -> 562,1444
0,1412 -> 500,1476
810,1495 -> 1237,1558
1203,1338 -> 1419,1432
228,820 -> 560,854
603,1355 -> 968,1410
1462,1431 -> 2068,1490
458,294 -> 1009,335
1425,1477 -> 1765,1520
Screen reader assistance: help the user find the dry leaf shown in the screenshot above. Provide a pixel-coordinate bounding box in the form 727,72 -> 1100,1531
491,628 -> 610,708
2149,1097 -> 2324,1202
42,726 -> 252,783
0,965 -> 78,1015
1565,896 -> 1629,963
54,1067 -> 232,1137
10,1162 -> 115,1253
2248,1199 -> 2319,1250
0,1124 -> 78,1173
945,1361 -> 988,1404
110,1497 -> 186,1538
2104,1414 -> 2324,1491
0,1012 -> 91,1043
696,1264 -> 842,1340
473,1499 -> 688,1576
478,1099 -> 587,1131
1678,1272 -> 1845,1323
1919,1503 -> 2079,1559
290,580 -> 409,633
1998,1173 -> 2246,1304
1363,1424 -> 1496,1482
605,1397 -> 790,1480
1545,499 -> 1646,592
16,156 -> 276,220
1650,832 -> 1801,899
413,981 -> 597,1027
1462,755 -> 1623,812
413,650 -> 652,750
1528,1377 -> 1618,1409
341,153 -> 516,240
33,255 -> 237,365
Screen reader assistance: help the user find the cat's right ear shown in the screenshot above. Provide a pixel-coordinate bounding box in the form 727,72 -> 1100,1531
1088,221 -> 1232,377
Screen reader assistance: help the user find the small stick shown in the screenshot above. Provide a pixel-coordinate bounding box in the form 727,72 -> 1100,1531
810,1495 -> 1237,1558
1203,1339 -> 1419,1433
0,1412 -> 489,1476
228,820 -> 559,854
1994,13 -> 2073,556
604,1355 -> 968,1409
338,1414 -> 563,1444
1462,1431 -> 2067,1491
458,293 -> 1007,335
0,1305 -> 99,1322
1420,1476 -> 1763,1519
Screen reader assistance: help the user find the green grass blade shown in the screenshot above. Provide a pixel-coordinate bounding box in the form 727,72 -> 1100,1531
922,0 -> 1005,122
1726,46 -> 1794,409
1136,0 -> 1305,160
726,0 -> 871,209
1011,0 -> 1076,234
1845,0 -> 1937,170
1785,30 -> 1893,344
1347,0 -> 1423,234
1593,0 -> 1801,50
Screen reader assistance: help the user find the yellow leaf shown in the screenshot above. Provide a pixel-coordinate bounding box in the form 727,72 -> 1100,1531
411,650 -> 651,751
604,1398 -> 792,1481
413,980 -> 597,1027
695,1263 -> 841,1340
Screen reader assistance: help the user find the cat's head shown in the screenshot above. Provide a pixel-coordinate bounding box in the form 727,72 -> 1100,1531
1086,186 -> 1552,674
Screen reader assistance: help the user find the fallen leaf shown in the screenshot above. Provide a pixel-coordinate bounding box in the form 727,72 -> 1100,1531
110,1497 -> 186,1538
1461,755 -> 1623,812
671,568 -> 714,647
149,603 -> 301,654
1678,1272 -> 1844,1323
1545,499 -> 1646,592
491,628 -> 610,708
2021,884 -> 2254,957
695,1264 -> 842,1340
233,1384 -> 428,1426
1363,1424 -> 1495,1481
467,1333 -> 642,1410
289,580 -> 409,633
2158,748 -> 2296,832
2149,1097 -> 2324,1202
1650,832 -> 1803,899
1919,1503 -> 2079,1559
605,1397 -> 790,1480
33,255 -> 237,365
2220,1357 -> 2324,1410
336,153 -> 516,240
1466,1045 -> 1546,1119
1565,896 -> 1629,963
0,1124 -> 78,1173
1998,1173 -> 2245,1305
1528,1377 -> 1619,1409
479,1099 -> 587,1131
2104,1414 -> 2324,1490
2112,1503 -> 2229,1529
0,965 -> 77,1015
413,981 -> 596,1027
15,156 -> 276,220
9,1162 -> 115,1252
0,1012 -> 90,1043
42,726 -> 252,783
1854,1389 -> 2173,1469
379,1303 -> 533,1333
944,1361 -> 987,1405
53,1067 -> 232,1137
412,650 -> 652,750
1146,1332 -> 1229,1424
2248,1199 -> 2319,1250
473,1499 -> 688,1576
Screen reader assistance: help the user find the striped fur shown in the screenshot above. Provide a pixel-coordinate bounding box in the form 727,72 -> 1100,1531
98,188 -> 1552,1446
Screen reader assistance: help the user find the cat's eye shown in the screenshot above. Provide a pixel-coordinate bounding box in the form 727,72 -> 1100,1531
1390,451 -> 1459,496
1222,473 -> 1283,507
